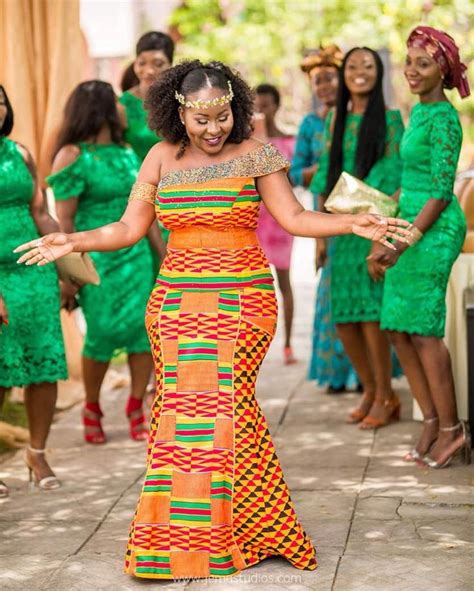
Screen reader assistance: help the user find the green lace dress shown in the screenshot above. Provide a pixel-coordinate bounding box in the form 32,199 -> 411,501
381,102 -> 466,337
119,92 -> 162,162
119,91 -> 169,254
310,110 -> 404,323
47,143 -> 154,362
0,137 -> 67,387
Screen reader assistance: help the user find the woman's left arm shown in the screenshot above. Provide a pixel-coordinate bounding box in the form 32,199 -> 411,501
257,171 -> 411,248
17,145 -> 60,235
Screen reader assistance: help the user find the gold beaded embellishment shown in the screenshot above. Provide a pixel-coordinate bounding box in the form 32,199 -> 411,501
175,80 -> 234,109
128,182 -> 158,205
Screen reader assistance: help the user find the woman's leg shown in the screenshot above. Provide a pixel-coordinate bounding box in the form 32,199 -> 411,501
359,322 -> 397,426
24,382 -> 58,480
82,355 -> 109,443
337,322 -> 376,420
127,352 -> 154,440
411,335 -> 464,463
275,268 -> 294,350
389,331 -> 438,454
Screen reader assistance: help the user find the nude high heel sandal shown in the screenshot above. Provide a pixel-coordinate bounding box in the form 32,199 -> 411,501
25,447 -> 61,490
422,421 -> 472,469
404,416 -> 438,462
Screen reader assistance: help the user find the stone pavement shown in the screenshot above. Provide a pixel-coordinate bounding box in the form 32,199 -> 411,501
1,234 -> 473,591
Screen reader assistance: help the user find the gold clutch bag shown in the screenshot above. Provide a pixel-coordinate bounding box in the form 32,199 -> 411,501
56,253 -> 100,286
325,172 -> 398,217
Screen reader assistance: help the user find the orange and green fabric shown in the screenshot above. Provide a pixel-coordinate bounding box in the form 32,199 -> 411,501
124,143 -> 317,579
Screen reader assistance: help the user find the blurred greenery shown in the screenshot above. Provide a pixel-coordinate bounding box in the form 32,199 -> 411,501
170,0 -> 473,155
0,393 -> 28,454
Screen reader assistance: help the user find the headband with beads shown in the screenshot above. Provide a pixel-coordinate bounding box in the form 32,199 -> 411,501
175,80 -> 234,109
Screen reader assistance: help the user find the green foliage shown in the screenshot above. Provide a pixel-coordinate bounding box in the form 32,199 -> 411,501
169,0 -> 473,136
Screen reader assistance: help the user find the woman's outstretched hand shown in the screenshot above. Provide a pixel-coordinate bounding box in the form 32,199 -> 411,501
14,233 -> 74,266
352,214 -> 412,250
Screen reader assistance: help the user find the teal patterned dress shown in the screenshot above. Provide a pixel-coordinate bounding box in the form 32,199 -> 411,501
47,143 -> 154,362
311,110 -> 404,323
381,102 -> 466,337
0,137 -> 67,387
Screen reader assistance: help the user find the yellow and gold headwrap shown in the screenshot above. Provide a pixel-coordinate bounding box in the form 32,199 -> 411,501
300,45 -> 344,76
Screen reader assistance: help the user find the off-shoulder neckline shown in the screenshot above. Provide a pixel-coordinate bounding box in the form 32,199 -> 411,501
158,142 -> 270,188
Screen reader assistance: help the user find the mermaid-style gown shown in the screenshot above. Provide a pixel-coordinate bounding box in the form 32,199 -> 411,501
125,143 -> 316,579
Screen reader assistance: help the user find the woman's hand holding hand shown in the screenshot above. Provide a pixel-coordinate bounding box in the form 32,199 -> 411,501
14,233 -> 74,266
352,214 -> 412,250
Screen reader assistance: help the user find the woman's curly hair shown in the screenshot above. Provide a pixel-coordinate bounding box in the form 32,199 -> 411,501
145,60 -> 254,158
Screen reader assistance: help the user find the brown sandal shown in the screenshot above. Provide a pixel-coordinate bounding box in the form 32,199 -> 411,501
346,393 -> 374,424
359,396 -> 401,430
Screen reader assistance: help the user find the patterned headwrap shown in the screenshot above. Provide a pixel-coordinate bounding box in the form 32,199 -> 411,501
300,45 -> 344,76
407,26 -> 470,98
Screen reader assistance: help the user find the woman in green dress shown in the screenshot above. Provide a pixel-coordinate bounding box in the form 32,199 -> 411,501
376,27 -> 471,468
0,85 -> 67,494
48,81 -> 154,445
311,48 -> 404,429
118,31 -> 175,261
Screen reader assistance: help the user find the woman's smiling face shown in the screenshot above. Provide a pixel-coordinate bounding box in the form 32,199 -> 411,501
180,87 -> 234,155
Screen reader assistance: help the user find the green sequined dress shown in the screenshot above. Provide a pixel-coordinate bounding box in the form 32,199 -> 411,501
0,137 -> 67,387
381,102 -> 466,337
47,143 -> 154,361
310,110 -> 404,323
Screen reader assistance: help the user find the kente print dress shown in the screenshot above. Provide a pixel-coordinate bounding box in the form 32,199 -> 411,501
125,143 -> 317,579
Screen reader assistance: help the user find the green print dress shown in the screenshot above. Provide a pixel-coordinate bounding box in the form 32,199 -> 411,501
47,143 -> 154,362
0,137 -> 67,387
311,110 -> 404,323
381,102 -> 466,337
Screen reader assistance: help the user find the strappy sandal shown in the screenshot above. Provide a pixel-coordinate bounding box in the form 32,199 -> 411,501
359,395 -> 401,430
404,416 -> 438,462
25,447 -> 61,490
346,393 -> 374,424
126,396 -> 148,441
82,402 -> 106,444
422,421 -> 472,469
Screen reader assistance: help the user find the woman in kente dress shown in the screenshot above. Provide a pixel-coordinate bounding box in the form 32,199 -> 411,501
254,83 -> 297,364
48,81 -> 154,444
311,48 -> 404,428
297,46 -> 358,394
16,61 -> 411,580
0,86 -> 67,495
376,27 -> 471,468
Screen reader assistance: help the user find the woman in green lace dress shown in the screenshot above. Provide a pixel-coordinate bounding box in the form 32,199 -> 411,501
119,31 -> 175,259
311,48 -> 404,429
377,27 -> 471,468
48,81 -> 154,445
0,86 -> 67,494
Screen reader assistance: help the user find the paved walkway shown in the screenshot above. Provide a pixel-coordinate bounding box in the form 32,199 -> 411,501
1,234 -> 473,591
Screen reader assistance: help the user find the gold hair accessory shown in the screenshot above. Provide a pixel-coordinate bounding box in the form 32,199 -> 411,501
128,182 -> 157,205
175,80 -> 234,109
300,45 -> 344,74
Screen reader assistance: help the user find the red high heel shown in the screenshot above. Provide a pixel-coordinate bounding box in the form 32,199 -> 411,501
82,402 -> 106,444
126,396 -> 148,441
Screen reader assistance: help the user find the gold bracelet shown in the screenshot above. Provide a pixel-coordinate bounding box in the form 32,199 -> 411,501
407,226 -> 423,246
128,182 -> 157,205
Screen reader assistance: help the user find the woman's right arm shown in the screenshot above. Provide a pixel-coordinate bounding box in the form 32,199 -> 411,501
15,144 -> 163,265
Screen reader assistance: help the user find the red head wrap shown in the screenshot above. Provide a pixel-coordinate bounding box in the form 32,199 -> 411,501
407,26 -> 470,98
